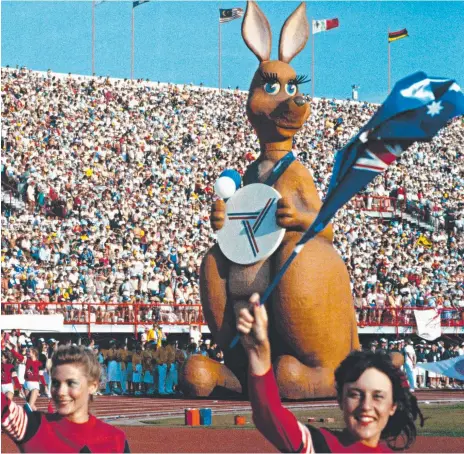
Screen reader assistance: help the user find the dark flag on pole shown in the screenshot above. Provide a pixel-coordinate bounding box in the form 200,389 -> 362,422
219,8 -> 244,23
388,28 -> 408,42
133,0 -> 149,8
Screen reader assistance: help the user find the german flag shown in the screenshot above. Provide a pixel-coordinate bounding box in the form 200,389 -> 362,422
388,28 -> 408,43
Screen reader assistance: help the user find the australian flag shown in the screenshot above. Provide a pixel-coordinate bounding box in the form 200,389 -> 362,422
298,71 -> 464,246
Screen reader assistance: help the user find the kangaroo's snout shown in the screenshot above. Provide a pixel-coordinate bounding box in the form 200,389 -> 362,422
293,96 -> 306,107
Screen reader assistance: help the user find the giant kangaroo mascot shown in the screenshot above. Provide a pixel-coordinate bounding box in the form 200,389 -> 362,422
179,1 -> 360,399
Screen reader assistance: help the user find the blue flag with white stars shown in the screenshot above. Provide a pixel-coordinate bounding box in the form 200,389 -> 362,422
299,71 -> 464,246
229,72 -> 464,349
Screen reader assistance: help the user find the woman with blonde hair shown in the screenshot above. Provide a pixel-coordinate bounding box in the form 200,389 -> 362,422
2,344 -> 130,452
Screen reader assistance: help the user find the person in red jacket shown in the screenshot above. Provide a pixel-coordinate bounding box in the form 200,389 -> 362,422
1,351 -> 22,400
2,344 -> 130,453
237,293 -> 424,453
6,344 -> 46,411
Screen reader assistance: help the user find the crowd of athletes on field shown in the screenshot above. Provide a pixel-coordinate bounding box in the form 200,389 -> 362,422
1,324 -> 221,401
2,327 -> 463,404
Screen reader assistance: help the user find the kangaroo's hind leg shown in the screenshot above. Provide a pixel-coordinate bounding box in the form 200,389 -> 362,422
271,234 -> 357,398
274,355 -> 336,399
200,244 -> 236,347
177,244 -> 244,397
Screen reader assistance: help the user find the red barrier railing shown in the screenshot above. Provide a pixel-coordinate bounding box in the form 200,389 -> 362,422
351,195 -> 398,213
355,306 -> 464,328
1,302 -> 206,337
350,195 -> 440,230
2,303 -> 463,331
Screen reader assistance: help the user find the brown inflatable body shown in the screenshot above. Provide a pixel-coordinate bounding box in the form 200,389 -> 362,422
179,1 -> 360,399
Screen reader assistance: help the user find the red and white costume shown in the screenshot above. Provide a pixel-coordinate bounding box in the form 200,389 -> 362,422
249,367 -> 392,453
8,350 -> 46,392
2,349 -> 24,394
2,393 -> 130,452
2,363 -> 21,394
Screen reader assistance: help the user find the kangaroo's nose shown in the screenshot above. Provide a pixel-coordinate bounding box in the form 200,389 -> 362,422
293,96 -> 306,107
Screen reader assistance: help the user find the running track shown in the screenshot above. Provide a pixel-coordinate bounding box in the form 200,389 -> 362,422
15,389 -> 464,422
3,390 -> 464,453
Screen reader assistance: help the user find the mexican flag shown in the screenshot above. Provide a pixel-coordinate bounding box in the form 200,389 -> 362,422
312,18 -> 339,34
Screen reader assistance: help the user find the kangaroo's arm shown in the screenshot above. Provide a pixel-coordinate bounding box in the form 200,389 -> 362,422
275,163 -> 334,242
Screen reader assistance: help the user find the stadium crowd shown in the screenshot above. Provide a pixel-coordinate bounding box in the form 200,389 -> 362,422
1,66 -> 464,326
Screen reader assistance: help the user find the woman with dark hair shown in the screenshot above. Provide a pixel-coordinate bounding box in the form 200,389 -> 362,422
237,293 -> 424,453
2,344 -> 130,452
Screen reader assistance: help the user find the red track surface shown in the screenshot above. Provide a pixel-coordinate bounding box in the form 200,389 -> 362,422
3,427 -> 464,453
2,390 -> 464,452
9,389 -> 464,422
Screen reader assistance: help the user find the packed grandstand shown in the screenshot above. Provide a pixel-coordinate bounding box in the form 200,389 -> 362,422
1,66 -> 463,331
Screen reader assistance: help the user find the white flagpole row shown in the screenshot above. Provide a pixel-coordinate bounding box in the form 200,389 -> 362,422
311,18 -> 315,98
92,0 -> 95,75
219,19 -> 222,91
388,27 -> 391,93
131,7 -> 135,80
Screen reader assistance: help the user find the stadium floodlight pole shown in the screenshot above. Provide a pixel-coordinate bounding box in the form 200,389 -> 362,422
131,7 -> 135,80
92,0 -> 95,75
311,18 -> 315,98
388,27 -> 391,93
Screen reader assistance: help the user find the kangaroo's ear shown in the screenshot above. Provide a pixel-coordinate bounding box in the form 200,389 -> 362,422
278,2 -> 309,63
242,1 -> 272,62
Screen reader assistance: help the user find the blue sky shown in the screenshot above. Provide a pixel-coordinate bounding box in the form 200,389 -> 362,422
2,1 -> 464,102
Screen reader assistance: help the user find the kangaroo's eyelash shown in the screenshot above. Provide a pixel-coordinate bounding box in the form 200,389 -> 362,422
288,74 -> 311,85
258,70 -> 279,84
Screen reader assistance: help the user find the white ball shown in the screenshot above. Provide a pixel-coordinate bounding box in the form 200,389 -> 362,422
214,176 -> 237,199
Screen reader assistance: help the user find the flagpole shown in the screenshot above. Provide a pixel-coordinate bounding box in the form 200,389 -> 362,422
131,6 -> 135,80
92,0 -> 95,75
311,19 -> 315,98
388,27 -> 391,93
218,19 -> 222,91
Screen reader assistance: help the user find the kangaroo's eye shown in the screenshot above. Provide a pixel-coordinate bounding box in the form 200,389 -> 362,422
264,82 -> 280,95
285,83 -> 297,96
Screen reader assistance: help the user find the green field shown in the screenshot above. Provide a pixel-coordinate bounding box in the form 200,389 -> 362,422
142,404 -> 464,437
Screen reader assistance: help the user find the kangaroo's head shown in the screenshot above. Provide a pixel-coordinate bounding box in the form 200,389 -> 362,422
242,1 -> 310,148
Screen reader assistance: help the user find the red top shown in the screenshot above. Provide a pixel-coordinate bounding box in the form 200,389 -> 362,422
12,351 -> 43,383
2,349 -> 23,385
1,393 -> 130,453
24,359 -> 44,383
248,367 -> 392,453
2,363 -> 16,384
